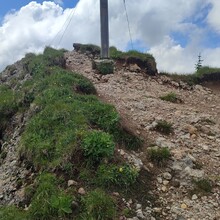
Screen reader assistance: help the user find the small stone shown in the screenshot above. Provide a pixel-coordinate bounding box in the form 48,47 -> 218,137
192,194 -> 198,200
112,192 -> 120,197
119,149 -> 125,156
163,172 -> 172,180
24,206 -> 30,211
68,180 -> 78,187
71,201 -> 79,209
162,211 -> 167,216
128,198 -> 133,204
129,64 -> 141,72
136,204 -> 142,209
180,203 -> 187,209
136,209 -> 145,219
153,207 -> 162,213
163,180 -> 169,186
157,177 -> 163,184
191,134 -> 197,139
161,186 -> 167,192
78,187 -> 86,195
202,145 -> 209,151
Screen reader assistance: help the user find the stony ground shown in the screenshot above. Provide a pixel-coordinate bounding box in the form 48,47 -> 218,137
65,51 -> 220,220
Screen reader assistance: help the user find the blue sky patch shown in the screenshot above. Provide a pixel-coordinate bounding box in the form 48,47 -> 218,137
170,31 -> 189,48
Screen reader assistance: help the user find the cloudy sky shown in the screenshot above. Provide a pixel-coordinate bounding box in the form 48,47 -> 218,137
0,0 -> 220,73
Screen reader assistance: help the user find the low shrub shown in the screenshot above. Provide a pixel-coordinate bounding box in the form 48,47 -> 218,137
81,189 -> 116,220
148,147 -> 171,165
160,92 -> 179,103
96,164 -> 138,188
193,178 -> 212,194
94,60 -> 114,75
82,131 -> 115,163
154,120 -> 173,135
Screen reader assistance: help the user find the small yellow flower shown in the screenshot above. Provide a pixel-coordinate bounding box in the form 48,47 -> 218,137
119,167 -> 123,172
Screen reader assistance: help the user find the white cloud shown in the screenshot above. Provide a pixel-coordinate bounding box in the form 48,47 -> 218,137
206,0 -> 220,33
0,0 -> 220,73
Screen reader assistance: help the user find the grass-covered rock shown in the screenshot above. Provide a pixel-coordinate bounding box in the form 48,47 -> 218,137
1,46 -> 145,219
110,46 -> 157,75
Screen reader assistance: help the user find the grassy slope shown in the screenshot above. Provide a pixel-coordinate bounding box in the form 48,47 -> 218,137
0,47 -> 147,220
161,66 -> 220,85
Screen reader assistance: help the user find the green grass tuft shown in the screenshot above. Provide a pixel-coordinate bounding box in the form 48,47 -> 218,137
82,131 -> 115,164
154,120 -> 173,135
148,147 -> 171,166
28,173 -> 72,220
0,206 -> 27,220
160,92 -> 178,103
81,189 -> 116,220
109,46 -> 154,61
193,178 -> 213,194
96,164 -> 138,188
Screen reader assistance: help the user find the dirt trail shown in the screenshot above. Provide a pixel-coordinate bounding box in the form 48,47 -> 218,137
65,51 -> 220,220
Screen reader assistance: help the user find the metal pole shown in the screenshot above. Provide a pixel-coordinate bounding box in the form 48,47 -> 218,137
100,0 -> 109,59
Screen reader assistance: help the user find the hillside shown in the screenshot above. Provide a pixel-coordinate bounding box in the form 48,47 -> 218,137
0,47 -> 220,219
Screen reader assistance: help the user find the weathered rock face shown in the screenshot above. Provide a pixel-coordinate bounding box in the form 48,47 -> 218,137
114,55 -> 157,76
126,56 -> 157,76
0,60 -> 36,206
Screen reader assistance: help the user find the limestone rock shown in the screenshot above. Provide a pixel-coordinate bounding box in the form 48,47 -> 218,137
78,187 -> 86,195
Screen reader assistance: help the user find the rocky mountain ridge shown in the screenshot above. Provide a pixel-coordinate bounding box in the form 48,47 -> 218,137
0,48 -> 219,219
